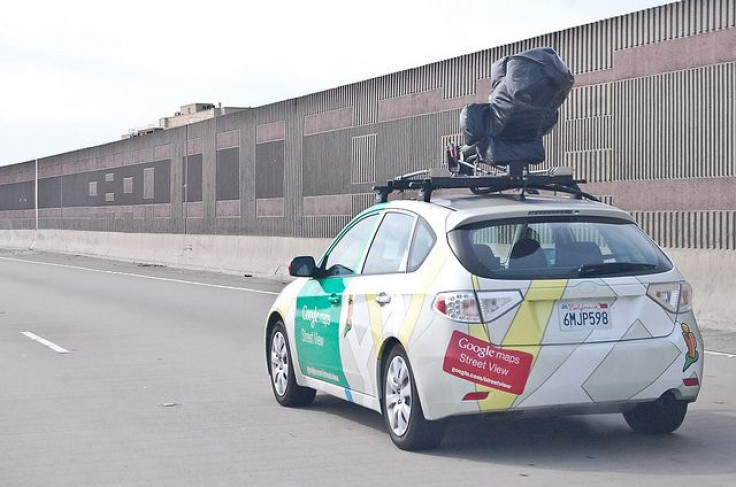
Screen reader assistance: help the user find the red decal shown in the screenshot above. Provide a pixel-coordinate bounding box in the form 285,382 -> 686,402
462,391 -> 490,401
683,377 -> 699,387
442,331 -> 533,395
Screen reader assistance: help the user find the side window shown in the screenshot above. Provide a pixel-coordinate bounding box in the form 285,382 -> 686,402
363,213 -> 415,275
322,214 -> 379,277
407,218 -> 436,272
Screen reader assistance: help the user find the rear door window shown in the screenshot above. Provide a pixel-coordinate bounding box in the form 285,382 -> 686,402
448,216 -> 672,279
362,212 -> 415,275
407,218 -> 436,272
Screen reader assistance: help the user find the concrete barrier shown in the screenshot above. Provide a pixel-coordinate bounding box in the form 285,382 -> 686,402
0,230 -> 36,250
0,230 -> 731,330
0,229 -> 331,279
665,248 -> 735,331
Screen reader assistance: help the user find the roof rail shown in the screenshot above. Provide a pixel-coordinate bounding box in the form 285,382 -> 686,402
373,165 -> 599,204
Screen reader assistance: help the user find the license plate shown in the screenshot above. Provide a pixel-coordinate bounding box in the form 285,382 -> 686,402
558,301 -> 612,331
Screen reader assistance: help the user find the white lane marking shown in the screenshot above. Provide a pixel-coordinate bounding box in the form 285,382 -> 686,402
0,256 -> 279,296
705,350 -> 736,358
21,332 -> 70,354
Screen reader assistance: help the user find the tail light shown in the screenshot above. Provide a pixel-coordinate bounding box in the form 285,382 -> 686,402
476,290 -> 523,322
434,292 -> 480,323
434,290 -> 522,323
647,281 -> 693,314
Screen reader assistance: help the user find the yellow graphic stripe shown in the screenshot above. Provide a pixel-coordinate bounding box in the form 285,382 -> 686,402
468,323 -> 489,341
476,279 -> 567,412
469,275 -> 489,341
467,274 -> 493,411
366,295 -> 384,356
398,245 -> 449,345
275,280 -> 308,322
471,275 -> 480,291
398,294 -> 425,345
469,323 -> 493,412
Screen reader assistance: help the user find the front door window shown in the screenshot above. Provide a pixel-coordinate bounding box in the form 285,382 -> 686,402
295,213 -> 380,387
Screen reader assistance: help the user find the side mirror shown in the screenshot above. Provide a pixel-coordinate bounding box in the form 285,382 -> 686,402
289,256 -> 318,278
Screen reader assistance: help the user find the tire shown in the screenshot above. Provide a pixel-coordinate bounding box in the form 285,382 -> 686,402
381,345 -> 446,450
268,321 -> 316,407
623,392 -> 688,434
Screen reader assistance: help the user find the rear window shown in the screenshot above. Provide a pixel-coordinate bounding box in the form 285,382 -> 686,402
448,216 -> 673,280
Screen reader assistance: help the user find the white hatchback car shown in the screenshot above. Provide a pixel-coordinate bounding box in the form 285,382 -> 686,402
265,178 -> 702,450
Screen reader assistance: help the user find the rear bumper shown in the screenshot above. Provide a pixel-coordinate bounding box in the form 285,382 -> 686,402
412,323 -> 703,421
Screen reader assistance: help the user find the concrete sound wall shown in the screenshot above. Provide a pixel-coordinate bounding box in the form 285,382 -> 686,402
666,248 -> 736,331
0,0 -> 735,327
1,228 -> 729,330
0,229 -> 331,279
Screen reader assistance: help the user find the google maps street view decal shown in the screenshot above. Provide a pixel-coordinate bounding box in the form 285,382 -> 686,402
295,278 -> 350,388
681,323 -> 699,372
443,331 -> 533,394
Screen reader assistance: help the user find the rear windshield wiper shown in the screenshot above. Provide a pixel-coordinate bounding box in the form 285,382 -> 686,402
578,262 -> 657,277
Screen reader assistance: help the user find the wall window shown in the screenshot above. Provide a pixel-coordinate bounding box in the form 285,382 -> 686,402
143,168 -> 154,200
89,181 -> 97,197
123,177 -> 133,194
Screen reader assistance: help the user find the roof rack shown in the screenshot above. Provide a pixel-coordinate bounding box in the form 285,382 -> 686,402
373,162 -> 599,204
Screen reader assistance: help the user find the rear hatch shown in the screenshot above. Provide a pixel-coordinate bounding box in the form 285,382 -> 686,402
448,213 -> 677,346
473,276 -> 678,346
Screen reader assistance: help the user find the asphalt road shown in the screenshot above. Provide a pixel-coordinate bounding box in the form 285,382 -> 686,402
1,250 -> 735,486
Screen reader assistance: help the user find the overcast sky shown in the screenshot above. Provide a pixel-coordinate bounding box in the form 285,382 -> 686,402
0,0 -> 674,166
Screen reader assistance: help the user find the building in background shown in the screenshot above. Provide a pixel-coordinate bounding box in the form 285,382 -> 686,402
157,103 -> 248,131
121,103 -> 249,139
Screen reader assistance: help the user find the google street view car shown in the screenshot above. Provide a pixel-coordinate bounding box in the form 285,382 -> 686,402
264,48 -> 702,450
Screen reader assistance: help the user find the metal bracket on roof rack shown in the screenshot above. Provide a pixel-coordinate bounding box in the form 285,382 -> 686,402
373,164 -> 599,203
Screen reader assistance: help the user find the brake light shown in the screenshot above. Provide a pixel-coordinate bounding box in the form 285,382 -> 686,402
647,281 -> 693,314
434,290 -> 523,323
434,292 -> 481,323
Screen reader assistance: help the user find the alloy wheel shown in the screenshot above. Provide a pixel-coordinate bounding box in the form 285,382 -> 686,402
270,331 -> 289,397
385,355 -> 412,436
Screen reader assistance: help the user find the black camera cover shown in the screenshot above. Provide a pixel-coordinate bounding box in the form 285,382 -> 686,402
460,47 -> 574,166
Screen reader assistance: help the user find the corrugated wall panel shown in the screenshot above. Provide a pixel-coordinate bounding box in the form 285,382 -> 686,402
614,62 -> 736,181
1,0 -> 735,246
632,209 -> 736,250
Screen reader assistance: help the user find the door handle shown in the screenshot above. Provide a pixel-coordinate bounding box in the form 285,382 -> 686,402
329,293 -> 341,305
375,292 -> 391,306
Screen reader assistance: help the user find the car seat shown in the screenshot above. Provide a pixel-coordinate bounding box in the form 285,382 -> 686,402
556,241 -> 603,269
508,238 -> 548,270
472,244 -> 501,271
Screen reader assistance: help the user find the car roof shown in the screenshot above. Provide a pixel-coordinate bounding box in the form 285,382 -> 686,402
383,192 -> 635,232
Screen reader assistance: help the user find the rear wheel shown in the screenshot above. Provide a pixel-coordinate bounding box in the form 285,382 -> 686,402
269,322 -> 315,407
623,392 -> 687,434
382,345 -> 446,450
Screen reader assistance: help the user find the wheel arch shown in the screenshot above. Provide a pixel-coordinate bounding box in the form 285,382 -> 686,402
265,311 -> 284,374
376,337 -> 402,413
376,335 -> 437,420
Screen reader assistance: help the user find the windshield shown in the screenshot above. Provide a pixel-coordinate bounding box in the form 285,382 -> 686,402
448,216 -> 673,280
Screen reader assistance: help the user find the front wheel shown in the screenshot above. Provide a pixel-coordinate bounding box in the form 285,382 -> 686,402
623,392 -> 688,434
382,345 -> 446,450
269,322 -> 316,407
